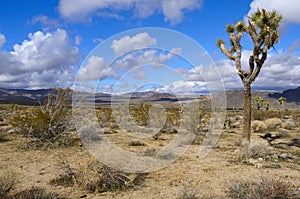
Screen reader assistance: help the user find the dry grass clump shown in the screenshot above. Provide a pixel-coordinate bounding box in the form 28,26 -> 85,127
51,158 -> 146,194
236,140 -> 272,160
50,158 -> 76,187
0,172 -> 16,198
251,120 -> 267,133
128,140 -> 147,146
12,187 -> 66,199
77,160 -> 145,193
179,187 -> 199,199
265,118 -> 283,130
228,175 -> 297,199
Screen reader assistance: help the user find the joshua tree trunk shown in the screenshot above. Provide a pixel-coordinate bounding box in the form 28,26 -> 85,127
243,82 -> 251,142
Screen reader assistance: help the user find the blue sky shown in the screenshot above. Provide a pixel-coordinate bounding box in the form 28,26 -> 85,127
0,0 -> 299,93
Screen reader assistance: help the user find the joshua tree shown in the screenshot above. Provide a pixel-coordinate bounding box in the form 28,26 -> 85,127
217,9 -> 282,142
264,101 -> 270,110
278,96 -> 286,107
252,96 -> 264,110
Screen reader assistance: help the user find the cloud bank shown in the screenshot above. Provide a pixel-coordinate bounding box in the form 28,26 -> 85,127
58,0 -> 202,24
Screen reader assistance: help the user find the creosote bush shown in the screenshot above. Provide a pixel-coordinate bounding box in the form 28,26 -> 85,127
228,175 -> 296,199
9,88 -> 73,148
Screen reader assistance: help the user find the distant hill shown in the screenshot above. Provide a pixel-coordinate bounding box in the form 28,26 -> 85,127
0,87 -> 299,109
268,87 -> 300,103
0,88 -> 50,105
225,88 -> 300,109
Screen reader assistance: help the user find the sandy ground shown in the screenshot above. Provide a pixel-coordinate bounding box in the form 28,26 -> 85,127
0,105 -> 299,198
1,124 -> 299,199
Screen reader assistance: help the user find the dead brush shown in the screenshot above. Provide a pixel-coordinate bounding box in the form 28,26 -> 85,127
76,158 -> 146,193
228,175 -> 297,199
12,187 -> 66,199
0,172 -> 16,198
179,187 -> 199,199
236,140 -> 272,160
128,140 -> 147,146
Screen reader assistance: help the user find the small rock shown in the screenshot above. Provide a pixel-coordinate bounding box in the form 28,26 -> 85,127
271,154 -> 279,159
279,153 -> 288,160
255,163 -> 263,169
258,157 -> 264,162
269,163 -> 281,169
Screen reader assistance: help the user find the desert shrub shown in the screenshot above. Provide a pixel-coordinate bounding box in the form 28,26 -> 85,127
129,103 -> 152,126
251,120 -> 267,133
12,187 -> 66,199
96,106 -> 115,126
76,159 -> 145,193
0,172 -> 16,198
179,187 -> 199,199
9,88 -> 72,147
265,118 -> 283,130
236,140 -> 272,160
228,175 -> 296,199
282,119 -> 296,130
252,110 -> 282,120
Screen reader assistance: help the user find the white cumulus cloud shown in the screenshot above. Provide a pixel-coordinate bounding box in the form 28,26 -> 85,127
58,0 -> 202,24
111,32 -> 157,56
0,29 -> 79,89
77,56 -> 117,81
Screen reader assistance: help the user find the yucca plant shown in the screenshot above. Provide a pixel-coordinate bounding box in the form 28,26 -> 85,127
217,9 -> 282,142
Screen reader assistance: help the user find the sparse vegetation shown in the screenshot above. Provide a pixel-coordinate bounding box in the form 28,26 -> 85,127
1,89 -> 299,198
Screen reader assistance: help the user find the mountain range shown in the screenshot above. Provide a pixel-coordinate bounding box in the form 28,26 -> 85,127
0,87 -> 299,109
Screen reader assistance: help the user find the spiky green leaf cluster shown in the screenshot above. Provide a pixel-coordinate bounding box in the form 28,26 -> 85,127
226,24 -> 235,33
235,21 -> 245,32
251,9 -> 282,31
216,39 -> 225,48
